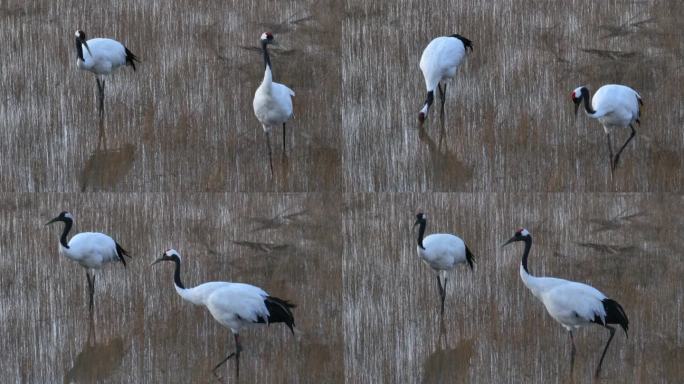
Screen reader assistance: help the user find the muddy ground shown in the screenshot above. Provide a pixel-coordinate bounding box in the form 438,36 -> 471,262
0,0 -> 682,383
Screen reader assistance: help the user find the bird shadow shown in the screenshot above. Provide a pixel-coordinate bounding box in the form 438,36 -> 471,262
79,119 -> 136,191
247,208 -> 309,231
417,121 -> 473,190
584,209 -> 646,234
63,314 -> 126,384
422,337 -> 474,384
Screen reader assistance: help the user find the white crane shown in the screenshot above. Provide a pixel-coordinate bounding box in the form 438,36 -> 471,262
74,29 -> 139,116
414,212 -> 475,315
502,228 -> 629,377
253,32 -> 295,174
45,211 -> 130,313
152,249 -> 295,380
572,84 -> 643,172
418,34 -> 473,125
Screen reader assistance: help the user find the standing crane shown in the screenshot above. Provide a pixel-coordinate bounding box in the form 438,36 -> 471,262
253,32 -> 295,174
502,228 -> 629,377
74,29 -> 139,117
45,211 -> 130,314
152,249 -> 295,380
414,212 -> 475,315
418,34 -> 473,125
572,84 -> 643,172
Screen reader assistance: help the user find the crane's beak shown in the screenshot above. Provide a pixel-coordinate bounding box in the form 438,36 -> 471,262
413,219 -> 420,227
501,236 -> 516,248
45,217 -> 59,226
573,99 -> 581,118
151,256 -> 165,266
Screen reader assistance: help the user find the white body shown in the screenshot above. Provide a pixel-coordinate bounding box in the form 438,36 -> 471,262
77,38 -> 128,75
418,233 -> 468,272
60,232 -> 121,270
253,66 -> 294,132
584,84 -> 642,133
177,281 -> 271,334
419,36 -> 468,93
520,265 -> 609,331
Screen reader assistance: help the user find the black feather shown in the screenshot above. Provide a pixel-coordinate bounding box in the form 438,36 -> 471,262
115,242 -> 130,267
449,34 -> 473,52
465,245 -> 475,270
257,296 -> 296,334
593,298 -> 629,336
125,47 -> 140,71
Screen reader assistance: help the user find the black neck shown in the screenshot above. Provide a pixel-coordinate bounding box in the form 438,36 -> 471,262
424,91 -> 434,109
261,41 -> 272,71
581,89 -> 596,115
59,219 -> 73,248
521,237 -> 532,274
417,220 -> 426,249
75,38 -> 84,61
172,256 -> 185,289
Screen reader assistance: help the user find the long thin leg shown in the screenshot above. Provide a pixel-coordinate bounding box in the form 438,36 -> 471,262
595,325 -> 616,378
96,78 -> 105,118
265,131 -> 274,175
86,271 -> 95,314
569,331 -> 576,376
438,83 -> 446,123
282,123 -> 287,154
212,334 -> 242,381
436,275 -> 445,316
612,125 -> 636,171
605,132 -> 615,172
442,277 -> 448,315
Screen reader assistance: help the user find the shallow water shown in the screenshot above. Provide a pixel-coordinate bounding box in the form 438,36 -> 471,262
0,0 -> 683,383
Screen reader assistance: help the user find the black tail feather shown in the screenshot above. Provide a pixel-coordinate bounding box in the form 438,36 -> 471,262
465,245 -> 475,270
259,296 -> 296,334
450,34 -> 473,52
125,47 -> 140,71
115,242 -> 130,267
596,298 -> 629,336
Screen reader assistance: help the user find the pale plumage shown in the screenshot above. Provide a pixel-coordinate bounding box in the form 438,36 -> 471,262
253,32 -> 295,174
418,34 -> 473,123
572,84 -> 643,171
76,38 -> 131,75
503,228 -> 628,378
152,249 -> 295,380
414,212 -> 475,315
74,30 -> 139,116
45,211 -> 130,313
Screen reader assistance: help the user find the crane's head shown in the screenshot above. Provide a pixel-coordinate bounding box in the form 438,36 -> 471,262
260,32 -> 275,45
45,211 -> 74,226
502,227 -> 531,247
74,29 -> 92,59
151,248 -> 181,266
413,212 -> 427,227
571,86 -> 588,116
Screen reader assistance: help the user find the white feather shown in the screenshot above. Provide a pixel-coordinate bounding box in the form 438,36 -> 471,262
77,38 -> 128,75
253,66 -> 294,132
419,36 -> 468,92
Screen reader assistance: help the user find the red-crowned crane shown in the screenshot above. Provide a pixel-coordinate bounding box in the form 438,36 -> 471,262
502,228 -> 629,377
45,211 -> 131,313
414,212 -> 475,315
418,34 -> 473,125
571,84 -> 643,172
253,32 -> 295,174
74,30 -> 139,116
152,249 -> 295,381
